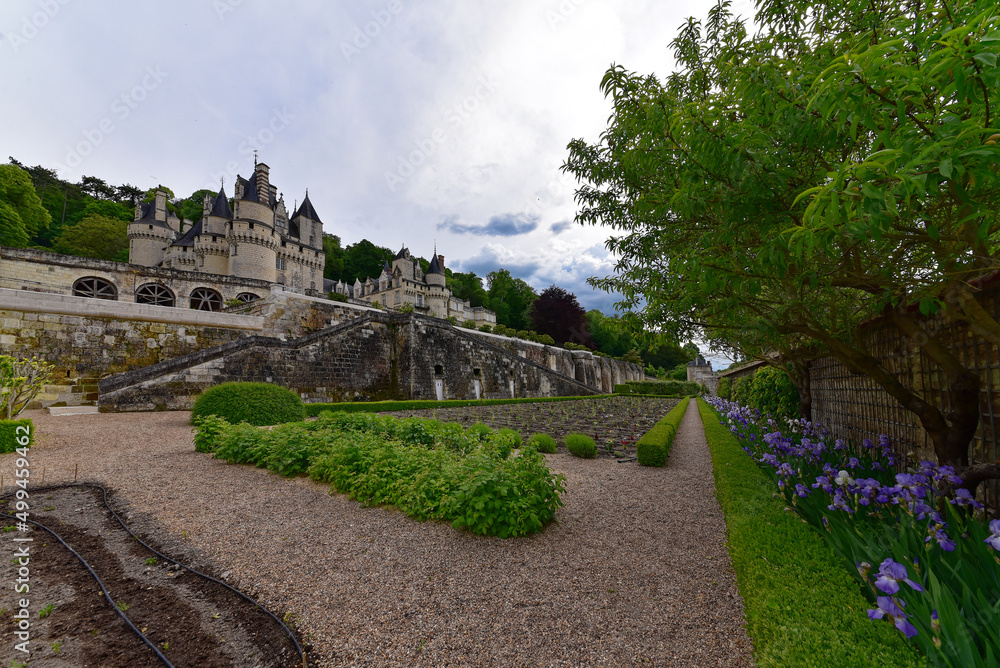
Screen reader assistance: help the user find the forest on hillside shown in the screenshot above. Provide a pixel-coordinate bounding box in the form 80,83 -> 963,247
0,158 -> 700,375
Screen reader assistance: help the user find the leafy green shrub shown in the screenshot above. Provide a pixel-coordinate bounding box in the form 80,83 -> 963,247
327,291 -> 349,302
478,324 -> 492,333
565,433 -> 597,458
697,399 -> 922,667
492,324 -> 510,336
731,367 -> 799,419
487,428 -> 522,459
266,422 -> 329,476
466,422 -> 493,442
190,382 -> 306,426
526,433 -> 557,454
717,376 -> 732,400
515,329 -> 531,339
1,355 -> 54,419
636,397 -> 689,467
397,302 -> 414,313
537,333 -> 555,345
212,422 -> 272,466
447,316 -> 459,325
0,419 -> 33,453
462,319 -> 476,329
191,414 -> 230,453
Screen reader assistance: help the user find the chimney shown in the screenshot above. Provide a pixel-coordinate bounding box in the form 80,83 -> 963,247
254,162 -> 270,206
154,188 -> 167,221
437,254 -> 445,269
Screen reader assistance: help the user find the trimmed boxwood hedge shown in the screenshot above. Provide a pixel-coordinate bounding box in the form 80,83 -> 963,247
565,433 -> 597,458
303,395 -> 608,416
0,419 -> 33,453
526,433 -> 557,454
697,399 -> 925,668
190,382 -> 306,426
635,396 -> 689,467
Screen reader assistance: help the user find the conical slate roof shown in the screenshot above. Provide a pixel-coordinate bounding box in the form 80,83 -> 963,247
171,219 -> 203,248
136,202 -> 171,229
291,193 -> 321,222
208,187 -> 233,218
427,253 -> 444,275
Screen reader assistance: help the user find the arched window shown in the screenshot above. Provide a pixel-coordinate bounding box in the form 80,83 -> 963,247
235,292 -> 259,303
72,277 -> 117,300
134,283 -> 175,307
189,287 -> 223,311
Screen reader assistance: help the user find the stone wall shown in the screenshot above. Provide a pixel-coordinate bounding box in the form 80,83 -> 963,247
1,246 -> 274,306
98,312 -> 643,411
0,287 -> 263,380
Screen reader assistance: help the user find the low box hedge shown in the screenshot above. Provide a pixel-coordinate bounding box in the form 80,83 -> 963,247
635,396 -> 689,466
0,418 -> 33,453
696,399 -> 924,668
190,382 -> 306,426
303,395 -> 609,416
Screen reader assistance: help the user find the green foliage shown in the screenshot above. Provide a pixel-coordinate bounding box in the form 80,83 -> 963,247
52,214 -> 129,261
190,382 -> 306,426
461,319 -> 476,329
304,395 -> 607,416
37,604 -> 55,619
191,414 -> 230,453
730,367 -> 800,419
478,324 -> 492,333
197,410 -> 566,537
636,397 -> 689,467
614,380 -> 699,397
515,329 -> 530,339
0,164 -> 51,247
485,268 -> 537,331
0,419 -> 33,453
447,316 -> 459,325
717,376 -> 732,400
526,433 -> 557,454
622,348 -> 643,364
397,301 -> 414,313
340,239 -> 394,284
0,355 -> 54,419
327,291 -> 349,302
175,189 -> 215,227
565,433 -> 597,458
697,400 -> 924,668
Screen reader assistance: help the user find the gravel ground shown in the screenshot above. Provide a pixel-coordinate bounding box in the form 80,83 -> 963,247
2,401 -> 754,667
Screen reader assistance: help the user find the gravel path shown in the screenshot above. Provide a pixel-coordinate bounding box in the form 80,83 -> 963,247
2,401 -> 754,667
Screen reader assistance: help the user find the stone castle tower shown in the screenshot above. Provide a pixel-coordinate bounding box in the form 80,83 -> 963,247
127,162 -> 325,294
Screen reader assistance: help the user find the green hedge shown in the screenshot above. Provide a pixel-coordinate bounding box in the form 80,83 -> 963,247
0,419 -> 33,453
565,433 -> 597,458
190,382 -> 306,426
194,411 -> 565,538
614,380 -> 700,396
526,433 -> 557,454
303,395 -> 609,416
697,399 -> 925,668
636,397 -> 689,466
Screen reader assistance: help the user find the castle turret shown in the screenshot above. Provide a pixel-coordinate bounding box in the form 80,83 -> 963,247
193,186 -> 233,274
127,189 -> 175,267
228,171 -> 278,283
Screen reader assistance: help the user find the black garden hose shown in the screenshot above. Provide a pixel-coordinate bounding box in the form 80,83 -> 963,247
1,483 -> 307,667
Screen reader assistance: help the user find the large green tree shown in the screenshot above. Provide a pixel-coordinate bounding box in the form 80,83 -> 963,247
0,164 -> 51,247
529,286 -> 594,346
564,0 -> 1000,489
341,239 -> 395,284
485,269 -> 537,330
52,214 -> 128,261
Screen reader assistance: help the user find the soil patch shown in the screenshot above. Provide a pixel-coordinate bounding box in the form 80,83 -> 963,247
0,486 -> 308,667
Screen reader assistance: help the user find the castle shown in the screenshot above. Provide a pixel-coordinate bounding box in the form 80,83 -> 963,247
128,161 -> 325,301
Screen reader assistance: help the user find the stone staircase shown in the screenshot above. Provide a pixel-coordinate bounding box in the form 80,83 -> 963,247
27,377 -> 100,410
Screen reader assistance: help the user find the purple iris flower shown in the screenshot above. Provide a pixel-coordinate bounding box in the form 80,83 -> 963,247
950,488 -> 984,509
794,483 -> 809,498
927,527 -> 956,552
873,559 -> 923,595
834,439 -> 847,451
813,476 -> 834,494
862,438 -> 874,450
868,596 -> 919,638
828,488 -> 854,514
985,520 -> 1000,551
847,457 -> 861,469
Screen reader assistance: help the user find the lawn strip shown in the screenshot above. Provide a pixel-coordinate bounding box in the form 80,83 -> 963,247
697,398 -> 926,668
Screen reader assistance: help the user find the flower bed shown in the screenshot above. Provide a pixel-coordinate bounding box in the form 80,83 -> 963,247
194,411 -> 565,538
706,396 -> 1000,667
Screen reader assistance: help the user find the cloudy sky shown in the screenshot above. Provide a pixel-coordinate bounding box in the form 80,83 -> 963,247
1,0 -> 755,366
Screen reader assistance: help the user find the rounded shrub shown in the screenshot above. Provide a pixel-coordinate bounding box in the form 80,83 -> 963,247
190,381 -> 306,426
565,433 -> 597,459
526,433 -> 557,454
